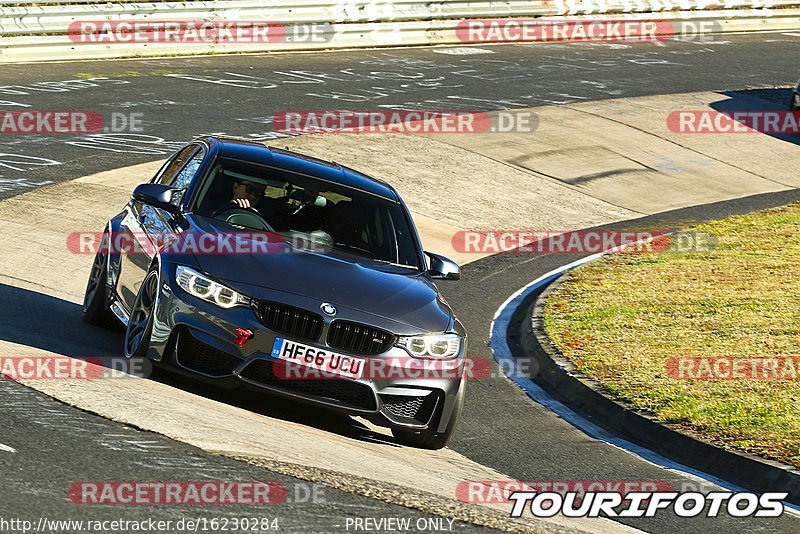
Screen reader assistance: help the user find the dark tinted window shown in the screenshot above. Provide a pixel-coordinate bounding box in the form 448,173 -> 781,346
194,158 -> 420,269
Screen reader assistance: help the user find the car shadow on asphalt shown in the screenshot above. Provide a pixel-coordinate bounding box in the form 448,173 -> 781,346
0,283 -> 123,358
0,282 -> 402,448
711,88 -> 800,146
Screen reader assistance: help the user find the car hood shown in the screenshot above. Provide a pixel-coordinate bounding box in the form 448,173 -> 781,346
188,219 -> 452,332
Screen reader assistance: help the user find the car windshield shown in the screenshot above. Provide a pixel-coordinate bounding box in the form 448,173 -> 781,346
193,158 -> 422,270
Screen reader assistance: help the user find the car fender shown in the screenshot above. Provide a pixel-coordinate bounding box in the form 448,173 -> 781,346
106,213 -> 126,290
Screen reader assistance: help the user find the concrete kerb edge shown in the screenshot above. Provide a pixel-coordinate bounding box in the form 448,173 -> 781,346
517,271 -> 800,505
230,454 -> 588,534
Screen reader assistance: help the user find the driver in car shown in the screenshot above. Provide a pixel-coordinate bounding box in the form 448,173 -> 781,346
230,179 -> 266,209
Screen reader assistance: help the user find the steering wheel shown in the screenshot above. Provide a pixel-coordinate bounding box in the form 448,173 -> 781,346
211,205 -> 275,232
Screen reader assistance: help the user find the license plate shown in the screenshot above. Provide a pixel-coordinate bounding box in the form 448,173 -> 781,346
271,337 -> 364,379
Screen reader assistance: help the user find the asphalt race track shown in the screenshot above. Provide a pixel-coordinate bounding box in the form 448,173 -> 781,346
0,34 -> 797,199
0,379 -> 493,533
1,34 -> 800,534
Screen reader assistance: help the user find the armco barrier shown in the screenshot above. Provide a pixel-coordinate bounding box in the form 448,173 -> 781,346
1,0 -> 800,62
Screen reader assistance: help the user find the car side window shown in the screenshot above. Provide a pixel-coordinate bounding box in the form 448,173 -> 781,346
154,146 -> 206,206
171,148 -> 205,189
156,145 -> 199,186
169,148 -> 205,205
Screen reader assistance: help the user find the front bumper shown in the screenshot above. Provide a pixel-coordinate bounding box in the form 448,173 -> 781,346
146,265 -> 466,433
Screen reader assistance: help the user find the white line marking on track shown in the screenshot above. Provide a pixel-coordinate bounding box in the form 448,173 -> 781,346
0,442 -> 16,453
489,242 -> 800,517
432,47 -> 495,55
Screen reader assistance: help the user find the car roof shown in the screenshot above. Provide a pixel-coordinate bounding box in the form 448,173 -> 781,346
195,135 -> 398,200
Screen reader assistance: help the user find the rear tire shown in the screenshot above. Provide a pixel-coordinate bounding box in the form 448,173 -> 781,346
392,383 -> 465,449
81,234 -> 120,330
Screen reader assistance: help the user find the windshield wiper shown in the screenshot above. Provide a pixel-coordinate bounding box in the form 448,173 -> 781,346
332,242 -> 415,269
363,257 -> 417,269
333,242 -> 374,257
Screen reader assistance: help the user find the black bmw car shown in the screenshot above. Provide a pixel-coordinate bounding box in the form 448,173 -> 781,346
81,135 -> 467,449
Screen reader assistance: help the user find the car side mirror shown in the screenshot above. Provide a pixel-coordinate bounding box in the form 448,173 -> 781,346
425,251 -> 461,280
132,183 -> 181,215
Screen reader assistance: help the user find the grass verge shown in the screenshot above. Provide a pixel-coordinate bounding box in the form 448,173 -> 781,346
544,202 -> 800,467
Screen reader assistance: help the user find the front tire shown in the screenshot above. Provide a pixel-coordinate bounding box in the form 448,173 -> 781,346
82,234 -> 119,330
392,382 -> 465,449
124,268 -> 159,361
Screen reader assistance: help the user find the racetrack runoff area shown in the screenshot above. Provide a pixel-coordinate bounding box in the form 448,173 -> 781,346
0,90 -> 799,531
544,202 -> 800,467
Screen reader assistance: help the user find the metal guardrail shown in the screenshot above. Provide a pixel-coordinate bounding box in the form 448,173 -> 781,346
1,1 -> 800,62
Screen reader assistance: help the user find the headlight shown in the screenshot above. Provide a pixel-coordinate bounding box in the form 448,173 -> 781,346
396,333 -> 462,359
175,266 -> 249,309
